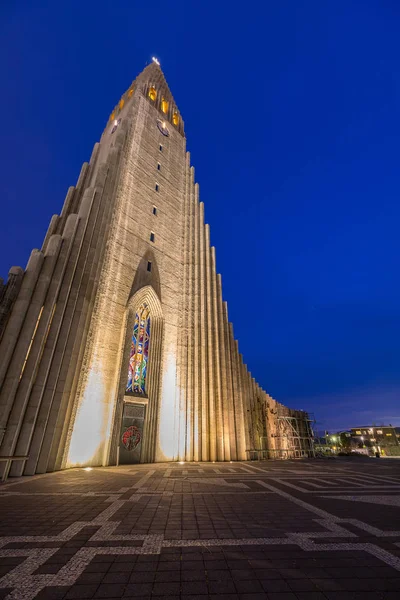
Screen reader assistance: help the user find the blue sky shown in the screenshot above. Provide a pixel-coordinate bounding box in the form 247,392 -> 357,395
1,1 -> 399,432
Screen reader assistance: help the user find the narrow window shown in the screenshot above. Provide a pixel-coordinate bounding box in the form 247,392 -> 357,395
157,163 -> 161,171
126,303 -> 150,395
159,144 -> 163,152
155,183 -> 159,192
152,206 -> 157,215
173,113 -> 179,126
161,97 -> 169,114
147,261 -> 152,272
148,86 -> 157,101
150,232 -> 155,242
119,98 -> 125,110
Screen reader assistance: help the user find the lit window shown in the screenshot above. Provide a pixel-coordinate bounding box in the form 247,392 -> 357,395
119,98 -> 125,110
128,88 -> 134,98
150,232 -> 155,242
147,261 -> 152,272
110,111 -> 115,121
149,86 -> 157,101
159,144 -> 163,152
161,97 -> 169,113
126,303 -> 150,395
152,206 -> 157,215
355,430 -> 361,435
157,163 -> 161,171
386,433 -> 392,436
172,113 -> 179,126
155,183 -> 159,192
377,430 -> 383,434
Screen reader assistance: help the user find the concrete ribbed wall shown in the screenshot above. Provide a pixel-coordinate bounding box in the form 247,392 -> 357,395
0,62 -> 311,476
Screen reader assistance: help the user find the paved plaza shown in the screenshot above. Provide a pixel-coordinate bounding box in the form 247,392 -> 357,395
1,459 -> 400,599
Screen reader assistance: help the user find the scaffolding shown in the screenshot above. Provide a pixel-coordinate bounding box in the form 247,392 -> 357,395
270,407 -> 316,459
245,405 -> 316,461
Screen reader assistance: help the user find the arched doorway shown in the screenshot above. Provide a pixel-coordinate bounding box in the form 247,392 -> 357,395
112,286 -> 163,465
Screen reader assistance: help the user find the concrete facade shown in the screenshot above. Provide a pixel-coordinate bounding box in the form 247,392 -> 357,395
0,63 -> 311,476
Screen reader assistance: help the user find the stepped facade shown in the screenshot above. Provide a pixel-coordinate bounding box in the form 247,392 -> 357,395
0,62 -> 313,477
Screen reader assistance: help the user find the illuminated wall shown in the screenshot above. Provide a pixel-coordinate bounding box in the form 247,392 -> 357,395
0,61 -> 307,476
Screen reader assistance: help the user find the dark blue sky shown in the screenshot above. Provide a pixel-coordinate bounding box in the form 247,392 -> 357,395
1,1 -> 399,432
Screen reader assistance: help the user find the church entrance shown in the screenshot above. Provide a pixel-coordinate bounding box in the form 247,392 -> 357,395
112,287 -> 163,465
119,402 -> 146,464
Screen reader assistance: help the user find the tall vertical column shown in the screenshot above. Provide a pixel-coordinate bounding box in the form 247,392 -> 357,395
205,228 -> 216,461
211,250 -> 224,460
185,166 -> 195,462
234,343 -> 247,460
177,153 -> 191,461
199,204 -> 209,461
228,325 -> 245,459
216,275 -> 230,461
223,304 -> 237,460
192,184 -> 201,461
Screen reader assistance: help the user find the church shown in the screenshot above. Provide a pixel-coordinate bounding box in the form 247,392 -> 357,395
0,62 -> 313,478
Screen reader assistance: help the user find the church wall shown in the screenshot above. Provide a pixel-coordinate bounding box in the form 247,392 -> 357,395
0,63 -> 313,475
63,84 -> 187,466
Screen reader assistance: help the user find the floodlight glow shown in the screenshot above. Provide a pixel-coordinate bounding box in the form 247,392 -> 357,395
152,57 -> 160,65
179,461 -> 185,465
84,467 -> 93,471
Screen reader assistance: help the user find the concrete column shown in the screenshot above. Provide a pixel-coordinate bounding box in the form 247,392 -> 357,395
227,323 -> 239,459
211,250 -> 224,461
199,203 -> 209,461
185,166 -> 195,462
192,184 -> 200,461
41,215 -> 60,252
216,277 -> 230,461
241,362 -> 252,452
205,227 -> 216,461
185,167 -> 194,461
223,303 -> 237,460
177,154 -> 190,461
234,342 -> 247,460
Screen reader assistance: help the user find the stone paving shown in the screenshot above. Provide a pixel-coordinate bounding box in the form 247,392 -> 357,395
1,459 -> 400,599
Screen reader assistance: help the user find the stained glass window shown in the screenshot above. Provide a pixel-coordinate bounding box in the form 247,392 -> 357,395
126,303 -> 150,395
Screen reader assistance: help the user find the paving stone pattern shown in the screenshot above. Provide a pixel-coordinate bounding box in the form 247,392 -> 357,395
1,459 -> 400,599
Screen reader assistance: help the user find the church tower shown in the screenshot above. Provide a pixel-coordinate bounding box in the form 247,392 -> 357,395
0,62 -> 313,477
